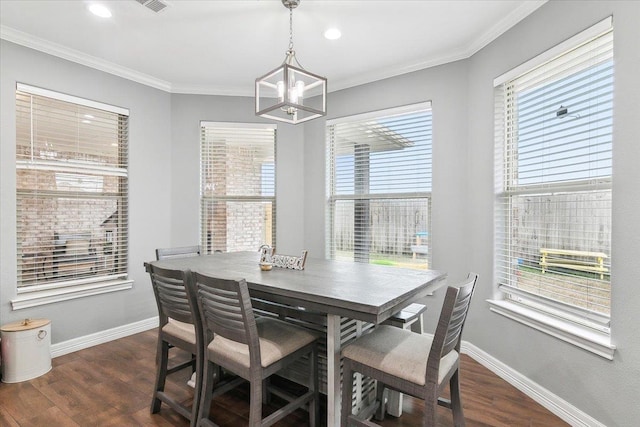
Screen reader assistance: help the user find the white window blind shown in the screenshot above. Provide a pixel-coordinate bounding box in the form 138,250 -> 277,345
200,122 -> 276,254
16,84 -> 129,290
495,25 -> 613,328
327,103 -> 432,268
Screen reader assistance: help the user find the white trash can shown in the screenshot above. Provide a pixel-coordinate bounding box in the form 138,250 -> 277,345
1,318 -> 52,383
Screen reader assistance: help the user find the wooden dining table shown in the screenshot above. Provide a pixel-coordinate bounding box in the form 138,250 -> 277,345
146,251 -> 447,426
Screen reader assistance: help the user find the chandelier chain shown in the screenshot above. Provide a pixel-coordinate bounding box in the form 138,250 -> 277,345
288,6 -> 294,51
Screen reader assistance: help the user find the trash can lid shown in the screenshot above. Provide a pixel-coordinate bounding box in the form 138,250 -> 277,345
1,318 -> 50,332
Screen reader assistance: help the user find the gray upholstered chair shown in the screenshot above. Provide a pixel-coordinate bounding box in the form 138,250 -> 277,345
148,264 -> 201,426
341,273 -> 478,427
188,272 -> 320,427
156,245 -> 201,260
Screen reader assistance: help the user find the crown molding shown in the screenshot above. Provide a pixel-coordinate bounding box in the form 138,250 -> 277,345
1,25 -> 173,93
328,48 -> 470,93
171,83 -> 254,97
1,1 -> 547,96
325,0 -> 548,93
466,0 -> 547,57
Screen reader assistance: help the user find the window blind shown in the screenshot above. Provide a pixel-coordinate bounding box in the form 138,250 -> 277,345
327,103 -> 432,267
16,84 -> 129,289
495,27 -> 613,323
200,122 -> 276,254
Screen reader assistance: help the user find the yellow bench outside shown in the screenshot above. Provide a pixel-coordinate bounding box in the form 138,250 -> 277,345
539,248 -> 608,280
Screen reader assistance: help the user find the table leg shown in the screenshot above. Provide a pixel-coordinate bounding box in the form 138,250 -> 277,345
327,314 -> 342,427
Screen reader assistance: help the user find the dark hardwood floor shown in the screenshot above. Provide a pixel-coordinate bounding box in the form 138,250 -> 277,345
0,329 -> 568,426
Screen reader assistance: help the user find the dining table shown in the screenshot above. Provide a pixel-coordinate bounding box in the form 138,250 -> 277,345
145,251 -> 447,426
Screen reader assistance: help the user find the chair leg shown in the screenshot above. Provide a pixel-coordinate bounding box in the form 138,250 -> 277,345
249,379 -> 263,427
450,369 -> 466,427
190,352 -> 204,427
423,390 -> 438,427
341,360 -> 355,427
151,340 -> 169,414
196,360 -> 216,426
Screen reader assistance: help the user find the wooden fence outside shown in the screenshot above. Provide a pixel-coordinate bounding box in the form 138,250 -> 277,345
333,199 -> 429,256
510,191 -> 611,268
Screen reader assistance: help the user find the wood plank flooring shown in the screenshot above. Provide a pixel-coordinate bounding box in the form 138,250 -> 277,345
0,329 -> 569,426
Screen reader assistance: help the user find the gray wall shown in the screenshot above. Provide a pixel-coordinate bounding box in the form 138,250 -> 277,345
0,40 -> 172,341
464,2 -> 640,425
1,0 -> 638,424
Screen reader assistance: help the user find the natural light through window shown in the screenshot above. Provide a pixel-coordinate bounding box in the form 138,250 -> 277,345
200,122 -> 276,254
326,103 -> 432,269
14,84 -> 129,302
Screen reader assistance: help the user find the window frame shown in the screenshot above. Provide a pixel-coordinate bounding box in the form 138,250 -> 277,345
11,83 -> 132,310
489,17 -> 616,359
326,102 -> 433,267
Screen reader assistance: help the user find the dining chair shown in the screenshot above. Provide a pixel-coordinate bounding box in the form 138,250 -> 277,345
341,272 -> 479,427
155,244 -> 202,388
187,271 -> 320,427
156,245 -> 201,260
148,264 -> 202,425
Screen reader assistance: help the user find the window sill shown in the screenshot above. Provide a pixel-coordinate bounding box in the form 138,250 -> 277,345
11,279 -> 133,310
487,299 -> 616,360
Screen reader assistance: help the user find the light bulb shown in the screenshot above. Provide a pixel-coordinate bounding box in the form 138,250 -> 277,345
295,81 -> 305,102
288,72 -> 297,103
276,81 -> 285,102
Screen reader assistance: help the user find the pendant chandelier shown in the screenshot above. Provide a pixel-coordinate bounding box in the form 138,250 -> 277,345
255,0 -> 327,125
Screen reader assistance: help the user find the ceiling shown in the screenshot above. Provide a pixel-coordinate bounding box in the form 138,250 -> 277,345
0,0 -> 546,96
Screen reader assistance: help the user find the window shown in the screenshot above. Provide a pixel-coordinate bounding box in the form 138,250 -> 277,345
200,122 -> 276,253
15,84 -> 129,299
492,19 -> 614,357
326,103 -> 432,269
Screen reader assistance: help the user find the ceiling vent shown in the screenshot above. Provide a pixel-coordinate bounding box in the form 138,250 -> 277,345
134,0 -> 169,13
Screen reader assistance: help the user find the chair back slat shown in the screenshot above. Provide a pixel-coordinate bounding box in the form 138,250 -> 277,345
149,265 -> 194,325
193,273 -> 259,353
427,273 -> 478,382
156,245 -> 201,260
200,290 -> 247,343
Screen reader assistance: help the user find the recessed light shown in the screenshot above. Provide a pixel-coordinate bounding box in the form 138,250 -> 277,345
324,28 -> 341,40
89,4 -> 112,18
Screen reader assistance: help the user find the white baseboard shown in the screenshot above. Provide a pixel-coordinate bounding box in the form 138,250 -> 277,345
50,316 -> 158,358
461,340 -> 606,427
